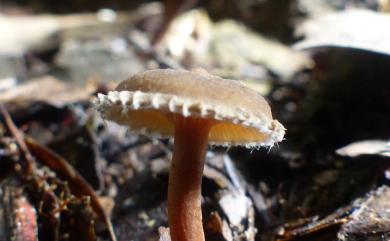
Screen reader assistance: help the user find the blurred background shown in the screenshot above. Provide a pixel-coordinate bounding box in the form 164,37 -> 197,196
0,0 -> 389,241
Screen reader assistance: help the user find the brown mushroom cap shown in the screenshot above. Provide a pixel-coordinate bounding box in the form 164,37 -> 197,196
95,69 -> 285,147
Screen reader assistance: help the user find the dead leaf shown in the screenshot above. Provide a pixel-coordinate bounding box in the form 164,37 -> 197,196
295,9 -> 390,55
0,4 -> 163,55
336,140 -> 390,158
339,186 -> 390,241
0,76 -> 93,107
212,20 -> 313,80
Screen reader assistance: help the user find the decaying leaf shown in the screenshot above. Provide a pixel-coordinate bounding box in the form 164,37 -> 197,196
211,20 -> 312,80
339,186 -> 390,241
0,76 -> 94,107
155,9 -> 312,80
336,140 -> 390,158
276,185 -> 390,241
0,3 -> 162,56
295,9 -> 390,55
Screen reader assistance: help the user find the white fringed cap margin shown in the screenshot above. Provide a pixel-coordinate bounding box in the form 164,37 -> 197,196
94,69 -> 285,147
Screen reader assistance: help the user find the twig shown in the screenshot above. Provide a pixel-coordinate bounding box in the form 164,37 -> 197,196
0,104 -> 35,174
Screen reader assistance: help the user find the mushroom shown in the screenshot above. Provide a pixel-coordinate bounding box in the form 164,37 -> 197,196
95,69 -> 285,241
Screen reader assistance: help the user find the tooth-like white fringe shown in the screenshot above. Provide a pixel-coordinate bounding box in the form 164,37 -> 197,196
94,91 -> 286,147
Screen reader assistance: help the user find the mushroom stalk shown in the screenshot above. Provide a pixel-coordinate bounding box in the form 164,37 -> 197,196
168,115 -> 213,241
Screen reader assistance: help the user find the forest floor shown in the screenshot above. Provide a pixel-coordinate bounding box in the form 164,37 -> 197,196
0,1 -> 390,240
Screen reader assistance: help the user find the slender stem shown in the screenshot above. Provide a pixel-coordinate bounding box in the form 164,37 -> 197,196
168,116 -> 213,241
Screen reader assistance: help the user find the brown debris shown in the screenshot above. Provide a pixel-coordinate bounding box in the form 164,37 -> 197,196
276,185 -> 390,241
1,2 -> 390,240
339,186 -> 390,241
0,105 -> 116,241
1,181 -> 38,241
25,138 -> 117,241
207,212 -> 224,234
206,211 -> 234,241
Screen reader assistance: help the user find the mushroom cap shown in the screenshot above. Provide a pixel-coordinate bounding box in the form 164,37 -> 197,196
95,69 -> 285,147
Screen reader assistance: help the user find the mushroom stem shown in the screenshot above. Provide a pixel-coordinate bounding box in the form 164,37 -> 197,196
168,115 -> 214,241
